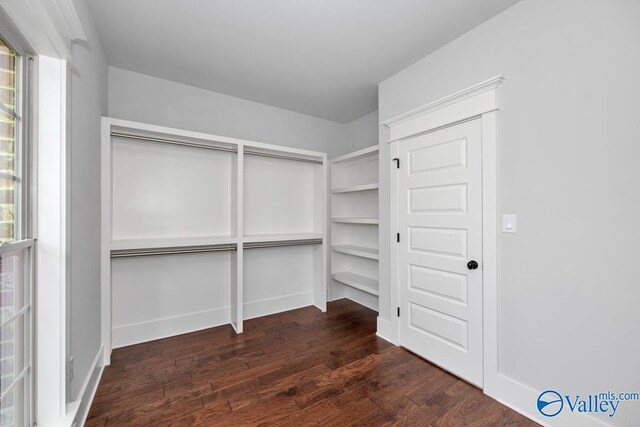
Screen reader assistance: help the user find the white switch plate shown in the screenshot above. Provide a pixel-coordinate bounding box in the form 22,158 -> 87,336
502,214 -> 517,233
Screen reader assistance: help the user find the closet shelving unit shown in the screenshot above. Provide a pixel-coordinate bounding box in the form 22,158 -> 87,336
101,118 -> 327,363
329,145 -> 379,311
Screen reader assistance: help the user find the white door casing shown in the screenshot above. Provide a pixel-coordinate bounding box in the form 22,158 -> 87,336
397,118 -> 483,386
384,76 -> 502,398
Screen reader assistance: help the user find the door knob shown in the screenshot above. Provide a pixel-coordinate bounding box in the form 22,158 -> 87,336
467,260 -> 478,270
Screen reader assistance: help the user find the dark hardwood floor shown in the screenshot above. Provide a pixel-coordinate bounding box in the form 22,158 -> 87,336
87,299 -> 537,426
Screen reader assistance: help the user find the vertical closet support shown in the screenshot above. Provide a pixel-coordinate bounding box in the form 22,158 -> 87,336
100,119 -> 112,365
232,145 -> 244,333
313,159 -> 328,311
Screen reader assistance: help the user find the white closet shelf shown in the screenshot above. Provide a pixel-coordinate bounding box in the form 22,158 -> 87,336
243,233 -> 324,244
110,235 -> 237,251
332,245 -> 378,260
331,217 -> 379,225
331,145 -> 379,163
331,272 -> 379,296
331,183 -> 379,194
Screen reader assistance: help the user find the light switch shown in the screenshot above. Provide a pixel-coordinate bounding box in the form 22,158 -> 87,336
502,214 -> 517,233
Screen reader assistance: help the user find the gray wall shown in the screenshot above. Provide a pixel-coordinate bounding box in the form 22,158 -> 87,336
345,110 -> 379,152
378,0 -> 640,424
108,67 -> 358,158
67,1 -> 109,402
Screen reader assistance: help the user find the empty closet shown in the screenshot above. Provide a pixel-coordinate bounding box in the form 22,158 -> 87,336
100,118 -> 327,363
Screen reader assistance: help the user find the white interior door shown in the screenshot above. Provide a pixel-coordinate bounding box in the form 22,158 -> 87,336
397,118 -> 483,387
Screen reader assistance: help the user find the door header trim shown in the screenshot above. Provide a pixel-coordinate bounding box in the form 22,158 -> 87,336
383,75 -> 504,142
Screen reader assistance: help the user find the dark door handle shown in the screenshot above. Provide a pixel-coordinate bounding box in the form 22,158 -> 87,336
467,260 -> 478,270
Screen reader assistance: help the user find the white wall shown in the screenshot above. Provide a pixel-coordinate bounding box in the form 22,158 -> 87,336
378,0 -> 640,425
108,67 -> 356,158
345,110 -> 378,152
67,0 -> 108,402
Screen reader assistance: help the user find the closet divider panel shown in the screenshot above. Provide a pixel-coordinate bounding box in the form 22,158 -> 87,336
231,146 -> 243,333
313,163 -> 328,311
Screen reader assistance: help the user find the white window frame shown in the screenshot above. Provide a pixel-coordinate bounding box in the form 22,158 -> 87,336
0,14 -> 36,427
0,1 -> 87,425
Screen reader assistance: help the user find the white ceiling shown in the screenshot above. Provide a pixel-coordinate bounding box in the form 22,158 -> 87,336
88,0 -> 519,123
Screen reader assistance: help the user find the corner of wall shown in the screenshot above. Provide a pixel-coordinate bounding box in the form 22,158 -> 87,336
66,0 -> 110,405
343,110 -> 379,154
72,345 -> 105,427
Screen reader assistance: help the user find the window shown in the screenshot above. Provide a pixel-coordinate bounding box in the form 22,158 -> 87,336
0,33 -> 33,427
0,38 -> 19,242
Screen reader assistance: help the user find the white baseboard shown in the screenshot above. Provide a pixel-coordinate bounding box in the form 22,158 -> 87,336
374,319 -> 608,427
342,287 -> 378,312
112,306 -> 230,349
485,372 -> 611,427
374,314 -> 609,426
244,291 -> 313,320
376,316 -> 397,345
111,292 -> 313,350
65,345 -> 104,427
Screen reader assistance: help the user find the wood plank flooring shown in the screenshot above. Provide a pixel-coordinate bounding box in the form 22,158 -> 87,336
87,299 -> 538,426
